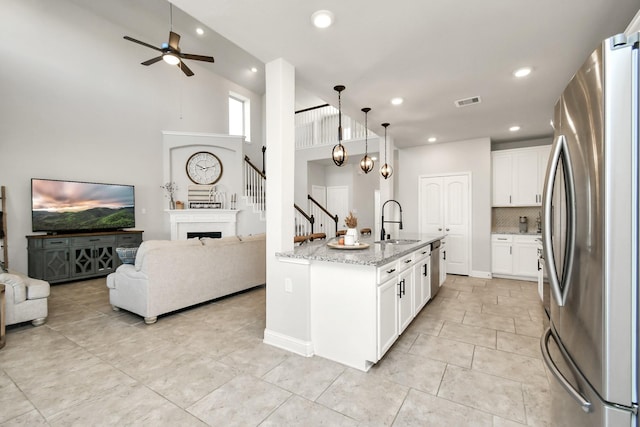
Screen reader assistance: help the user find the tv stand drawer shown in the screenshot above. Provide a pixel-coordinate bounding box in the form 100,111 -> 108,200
72,236 -> 116,246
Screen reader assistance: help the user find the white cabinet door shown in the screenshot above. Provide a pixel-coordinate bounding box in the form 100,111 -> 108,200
492,235 -> 513,275
513,150 -> 539,205
492,152 -> 513,206
398,268 -> 414,333
513,237 -> 539,278
413,252 -> 431,312
537,146 -> 551,204
377,277 -> 398,359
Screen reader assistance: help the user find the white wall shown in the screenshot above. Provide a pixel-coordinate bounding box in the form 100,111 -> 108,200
0,0 -> 265,273
397,138 -> 492,274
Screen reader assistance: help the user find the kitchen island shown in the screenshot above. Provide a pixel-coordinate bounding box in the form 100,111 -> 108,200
271,233 -> 445,371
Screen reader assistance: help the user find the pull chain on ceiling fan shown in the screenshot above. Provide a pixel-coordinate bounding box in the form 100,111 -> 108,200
123,4 -> 214,77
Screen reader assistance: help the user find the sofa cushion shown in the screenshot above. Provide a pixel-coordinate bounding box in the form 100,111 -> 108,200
0,272 -> 27,304
134,238 -> 202,271
116,247 -> 138,264
201,235 -> 241,246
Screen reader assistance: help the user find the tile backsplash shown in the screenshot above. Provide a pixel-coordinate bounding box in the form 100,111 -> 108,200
492,207 -> 542,234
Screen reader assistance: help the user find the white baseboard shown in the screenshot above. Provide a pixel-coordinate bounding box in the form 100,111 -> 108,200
470,270 -> 492,279
263,329 -> 314,357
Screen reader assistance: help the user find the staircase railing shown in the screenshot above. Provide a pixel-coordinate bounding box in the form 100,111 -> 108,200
308,195 -> 339,237
244,155 -> 266,216
294,204 -> 314,238
295,104 -> 372,149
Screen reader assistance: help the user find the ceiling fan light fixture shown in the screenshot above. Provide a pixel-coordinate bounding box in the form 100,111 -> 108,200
163,54 -> 180,65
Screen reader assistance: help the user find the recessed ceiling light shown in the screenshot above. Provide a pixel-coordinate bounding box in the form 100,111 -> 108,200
311,10 -> 334,28
509,125 -> 521,132
196,27 -> 204,36
250,67 -> 258,73
513,67 -> 532,78
428,137 -> 437,143
391,97 -> 403,106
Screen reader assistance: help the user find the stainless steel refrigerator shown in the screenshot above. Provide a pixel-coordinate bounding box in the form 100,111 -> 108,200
540,32 -> 639,426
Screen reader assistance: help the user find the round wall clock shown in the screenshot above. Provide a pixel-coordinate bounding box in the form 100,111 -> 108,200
186,151 -> 223,185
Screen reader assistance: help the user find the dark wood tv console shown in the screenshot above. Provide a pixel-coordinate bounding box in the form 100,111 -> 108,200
27,230 -> 143,283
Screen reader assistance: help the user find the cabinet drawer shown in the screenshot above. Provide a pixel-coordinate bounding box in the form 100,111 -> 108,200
414,245 -> 431,260
377,261 -> 398,284
514,235 -> 540,244
396,252 -> 415,272
492,234 -> 513,243
72,235 -> 116,246
43,238 -> 69,248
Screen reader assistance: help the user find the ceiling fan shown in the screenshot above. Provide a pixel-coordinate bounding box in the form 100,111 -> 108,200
123,6 -> 214,77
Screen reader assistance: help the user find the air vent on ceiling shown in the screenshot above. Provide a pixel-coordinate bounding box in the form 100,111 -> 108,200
455,96 -> 482,108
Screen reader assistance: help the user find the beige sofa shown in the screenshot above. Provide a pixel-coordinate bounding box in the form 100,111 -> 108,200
106,234 -> 266,324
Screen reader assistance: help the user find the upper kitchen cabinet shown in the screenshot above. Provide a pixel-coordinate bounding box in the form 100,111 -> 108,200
492,146 -> 551,207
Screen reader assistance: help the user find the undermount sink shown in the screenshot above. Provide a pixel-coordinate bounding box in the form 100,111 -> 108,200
374,239 -> 420,245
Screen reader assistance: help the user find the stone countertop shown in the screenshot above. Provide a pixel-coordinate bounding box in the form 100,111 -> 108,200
276,233 -> 445,267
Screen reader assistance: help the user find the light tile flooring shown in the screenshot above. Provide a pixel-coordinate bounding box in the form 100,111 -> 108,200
0,275 -> 552,426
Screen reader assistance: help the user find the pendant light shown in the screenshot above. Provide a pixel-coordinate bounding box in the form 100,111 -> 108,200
332,85 -> 347,166
359,108 -> 374,173
380,123 -> 393,179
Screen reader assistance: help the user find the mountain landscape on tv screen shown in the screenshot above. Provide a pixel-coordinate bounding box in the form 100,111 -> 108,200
33,207 -> 134,232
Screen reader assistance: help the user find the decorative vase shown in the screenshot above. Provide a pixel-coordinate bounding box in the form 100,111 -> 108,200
344,228 -> 358,246
170,196 -> 176,210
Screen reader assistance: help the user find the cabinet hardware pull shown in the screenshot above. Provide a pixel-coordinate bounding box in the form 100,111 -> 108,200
510,246 -> 512,255
401,278 -> 406,296
90,239 -> 99,242
387,268 -> 396,274
423,264 -> 427,276
404,259 -> 411,264
398,282 -> 402,297
443,251 -> 446,260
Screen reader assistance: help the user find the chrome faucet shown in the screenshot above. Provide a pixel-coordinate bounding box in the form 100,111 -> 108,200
380,199 -> 403,241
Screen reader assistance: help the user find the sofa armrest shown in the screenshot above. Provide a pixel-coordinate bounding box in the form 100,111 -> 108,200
107,264 -> 147,290
0,273 -> 27,304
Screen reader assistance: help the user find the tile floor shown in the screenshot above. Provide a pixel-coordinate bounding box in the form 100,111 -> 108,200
0,275 -> 552,426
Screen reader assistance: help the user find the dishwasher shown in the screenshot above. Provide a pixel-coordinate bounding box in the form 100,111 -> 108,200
430,240 -> 441,299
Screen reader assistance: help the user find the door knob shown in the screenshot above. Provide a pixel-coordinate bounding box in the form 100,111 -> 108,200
446,228 -> 450,231
438,227 -> 442,231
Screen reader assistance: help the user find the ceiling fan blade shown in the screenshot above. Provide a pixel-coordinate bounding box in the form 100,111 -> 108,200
180,53 -> 215,63
178,60 -> 194,77
169,31 -> 181,50
141,56 -> 163,66
123,36 -> 162,52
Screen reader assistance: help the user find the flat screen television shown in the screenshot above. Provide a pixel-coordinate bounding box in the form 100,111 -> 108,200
32,178 -> 135,234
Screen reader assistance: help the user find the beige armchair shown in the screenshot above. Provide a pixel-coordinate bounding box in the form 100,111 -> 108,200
0,271 -> 49,326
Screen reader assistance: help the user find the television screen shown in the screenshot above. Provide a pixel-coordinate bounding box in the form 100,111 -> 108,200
32,178 -> 135,233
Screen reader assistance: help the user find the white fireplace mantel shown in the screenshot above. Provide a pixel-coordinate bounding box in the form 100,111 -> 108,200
166,209 -> 239,240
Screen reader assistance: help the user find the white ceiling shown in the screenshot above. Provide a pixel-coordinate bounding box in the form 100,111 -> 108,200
87,0 -> 639,149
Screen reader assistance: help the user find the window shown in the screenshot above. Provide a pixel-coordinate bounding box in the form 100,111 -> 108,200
229,92 -> 251,142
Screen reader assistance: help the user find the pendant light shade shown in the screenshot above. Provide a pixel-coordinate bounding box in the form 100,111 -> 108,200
380,123 -> 393,179
359,107 -> 374,173
332,85 -> 347,166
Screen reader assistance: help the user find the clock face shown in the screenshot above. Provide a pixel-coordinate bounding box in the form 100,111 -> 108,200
186,151 -> 223,185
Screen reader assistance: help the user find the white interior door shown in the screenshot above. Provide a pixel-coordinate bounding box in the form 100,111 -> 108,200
327,186 -> 349,230
419,174 -> 470,276
311,185 -> 327,234
443,175 -> 469,275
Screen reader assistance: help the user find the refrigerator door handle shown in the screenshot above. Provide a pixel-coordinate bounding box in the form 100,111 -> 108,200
540,328 -> 592,413
542,135 -> 577,306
